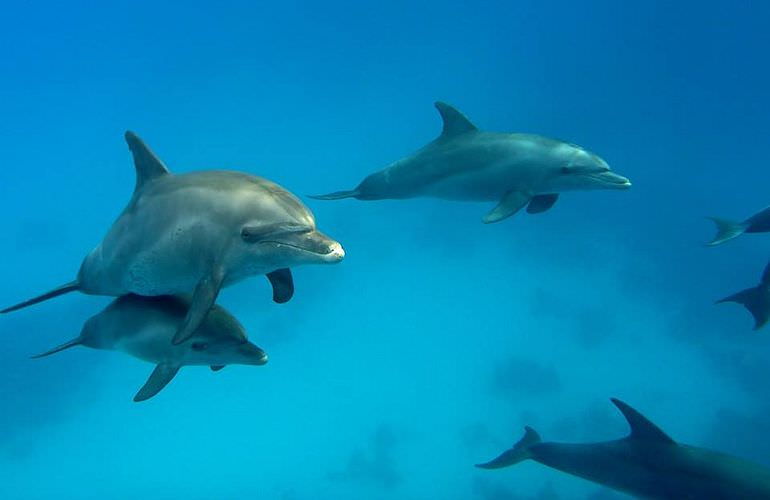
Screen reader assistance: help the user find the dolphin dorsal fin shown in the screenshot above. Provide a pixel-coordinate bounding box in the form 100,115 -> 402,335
124,131 -> 170,192
434,101 -> 478,139
612,398 -> 676,444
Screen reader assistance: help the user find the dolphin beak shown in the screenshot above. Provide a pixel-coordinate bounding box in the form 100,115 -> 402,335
239,342 -> 268,365
597,171 -> 631,189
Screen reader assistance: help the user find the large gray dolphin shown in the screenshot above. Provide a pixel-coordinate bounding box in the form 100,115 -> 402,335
717,260 -> 770,330
311,102 -> 631,223
706,206 -> 770,246
476,398 -> 770,499
2,132 -> 345,344
32,294 -> 268,402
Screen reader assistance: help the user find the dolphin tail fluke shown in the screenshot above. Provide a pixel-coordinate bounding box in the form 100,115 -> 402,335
31,337 -> 83,359
1,281 -> 80,314
475,426 -> 541,469
705,217 -> 748,246
307,190 -> 360,200
717,286 -> 770,330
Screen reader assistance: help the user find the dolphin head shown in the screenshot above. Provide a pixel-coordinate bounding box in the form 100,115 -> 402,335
544,144 -> 631,192
187,338 -> 268,366
236,180 -> 345,269
185,303 -> 268,366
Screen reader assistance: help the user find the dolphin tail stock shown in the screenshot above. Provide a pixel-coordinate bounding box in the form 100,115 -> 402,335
307,189 -> 360,201
717,285 -> 770,330
31,337 -> 83,359
705,216 -> 748,246
475,426 -> 541,469
1,281 -> 80,314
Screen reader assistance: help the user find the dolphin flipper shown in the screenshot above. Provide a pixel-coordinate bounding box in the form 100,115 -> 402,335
527,194 -> 559,214
483,191 -> 531,223
308,190 -> 360,200
1,281 -> 80,314
717,286 -> 770,330
210,365 -> 225,371
705,216 -> 748,246
475,426 -> 541,469
30,337 -> 83,359
172,268 -> 225,345
133,363 -> 180,402
266,268 -> 294,303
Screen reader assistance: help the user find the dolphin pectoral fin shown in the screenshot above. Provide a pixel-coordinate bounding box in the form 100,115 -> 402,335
475,426 -> 541,469
483,191 -> 531,224
124,131 -> 170,192
30,337 -> 83,359
266,268 -> 294,304
705,216 -> 747,246
717,286 -> 770,330
133,364 -> 181,402
172,268 -> 225,345
210,365 -> 225,372
610,398 -> 675,444
307,190 -> 360,200
1,281 -> 80,314
527,194 -> 559,214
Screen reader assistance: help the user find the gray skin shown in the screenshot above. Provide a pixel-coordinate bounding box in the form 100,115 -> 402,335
310,102 -> 631,223
706,206 -> 770,246
476,398 -> 770,499
32,294 -> 268,402
717,260 -> 770,330
2,132 -> 345,344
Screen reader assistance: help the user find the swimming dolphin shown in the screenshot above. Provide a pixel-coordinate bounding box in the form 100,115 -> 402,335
476,398 -> 770,499
310,102 -> 631,223
2,132 -> 345,344
32,294 -> 268,402
717,260 -> 770,330
706,206 -> 770,246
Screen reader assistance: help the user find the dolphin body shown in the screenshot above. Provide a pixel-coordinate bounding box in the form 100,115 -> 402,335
476,398 -> 770,499
32,294 -> 268,402
717,260 -> 770,330
706,206 -> 770,246
311,102 -> 631,223
2,132 -> 345,344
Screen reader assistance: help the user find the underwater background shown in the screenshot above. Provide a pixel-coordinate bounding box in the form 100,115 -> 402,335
1,1 -> 769,498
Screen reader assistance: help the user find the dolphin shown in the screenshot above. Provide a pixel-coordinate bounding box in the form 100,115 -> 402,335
32,294 -> 268,402
706,206 -> 770,246
717,260 -> 770,330
2,132 -> 345,344
476,398 -> 770,499
310,102 -> 631,223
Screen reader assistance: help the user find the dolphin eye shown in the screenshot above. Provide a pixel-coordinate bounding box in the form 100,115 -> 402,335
560,166 -> 570,174
191,342 -> 207,351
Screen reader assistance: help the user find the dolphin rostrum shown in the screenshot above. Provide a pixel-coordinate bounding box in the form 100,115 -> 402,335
2,132 -> 345,344
311,102 -> 630,223
32,294 -> 268,402
706,206 -> 770,246
476,398 -> 770,499
717,260 -> 770,330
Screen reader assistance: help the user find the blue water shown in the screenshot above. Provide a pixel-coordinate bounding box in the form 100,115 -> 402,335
1,1 -> 769,498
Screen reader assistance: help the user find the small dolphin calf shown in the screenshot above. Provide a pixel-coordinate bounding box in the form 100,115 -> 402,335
707,206 -> 770,246
33,294 -> 268,402
717,260 -> 770,330
311,102 -> 630,223
476,398 -> 770,499
3,132 -> 344,344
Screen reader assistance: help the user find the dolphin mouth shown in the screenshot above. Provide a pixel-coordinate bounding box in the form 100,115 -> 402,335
261,230 -> 345,262
588,171 -> 631,189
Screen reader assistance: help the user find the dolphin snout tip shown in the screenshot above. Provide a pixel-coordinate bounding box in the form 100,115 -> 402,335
258,353 -> 268,365
326,242 -> 345,262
